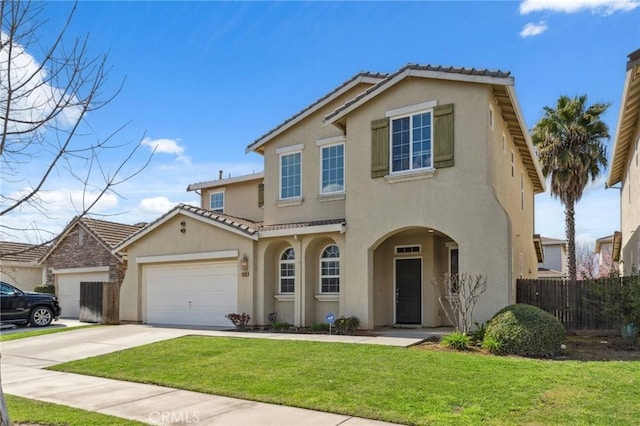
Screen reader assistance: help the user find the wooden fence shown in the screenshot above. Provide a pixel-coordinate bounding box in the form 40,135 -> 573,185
79,281 -> 120,324
516,278 -> 618,332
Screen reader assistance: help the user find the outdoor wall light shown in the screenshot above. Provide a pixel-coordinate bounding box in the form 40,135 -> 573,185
241,254 -> 249,271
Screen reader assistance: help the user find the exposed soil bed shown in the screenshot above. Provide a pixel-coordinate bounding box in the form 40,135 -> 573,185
415,335 -> 640,361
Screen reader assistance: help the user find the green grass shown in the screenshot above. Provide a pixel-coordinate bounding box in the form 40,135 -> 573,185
0,325 -> 97,342
5,394 -> 144,425
51,336 -> 640,425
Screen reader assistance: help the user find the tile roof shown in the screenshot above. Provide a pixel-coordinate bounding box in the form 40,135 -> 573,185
115,204 -> 347,252
246,71 -> 386,153
325,63 -> 511,122
0,241 -> 49,263
79,218 -> 147,249
540,236 -> 566,245
187,172 -> 264,192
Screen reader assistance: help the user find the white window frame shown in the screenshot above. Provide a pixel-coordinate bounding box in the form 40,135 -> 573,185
446,242 -> 459,277
210,191 -> 224,213
520,172 -> 524,211
388,106 -> 435,174
489,105 -> 494,130
279,247 -> 295,294
320,244 -> 340,294
279,151 -> 302,200
511,150 -> 515,178
395,245 -> 422,255
317,140 -> 345,195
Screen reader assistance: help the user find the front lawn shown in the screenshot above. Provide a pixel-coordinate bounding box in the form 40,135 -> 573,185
51,336 -> 640,425
0,325 -> 97,342
5,394 -> 144,425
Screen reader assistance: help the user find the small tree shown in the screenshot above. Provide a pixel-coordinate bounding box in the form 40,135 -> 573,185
432,273 -> 488,334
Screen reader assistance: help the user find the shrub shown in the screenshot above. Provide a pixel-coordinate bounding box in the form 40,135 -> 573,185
440,331 -> 471,351
225,312 -> 251,329
272,322 -> 291,332
481,336 -> 503,354
469,321 -> 486,344
33,285 -> 55,294
334,316 -> 360,335
310,323 -> 330,333
484,304 -> 565,357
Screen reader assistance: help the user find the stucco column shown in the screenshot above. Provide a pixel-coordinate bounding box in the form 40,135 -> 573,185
294,235 -> 303,327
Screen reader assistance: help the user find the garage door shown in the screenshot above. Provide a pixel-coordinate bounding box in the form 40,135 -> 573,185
146,261 -> 237,326
56,271 -> 109,318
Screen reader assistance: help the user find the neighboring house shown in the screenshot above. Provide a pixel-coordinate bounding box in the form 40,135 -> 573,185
537,236 -> 567,279
608,48 -> 640,274
594,234 -> 621,276
40,217 -> 145,318
116,64 -> 545,329
0,242 -> 48,291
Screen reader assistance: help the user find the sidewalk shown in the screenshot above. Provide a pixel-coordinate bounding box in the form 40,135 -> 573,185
1,324 -> 428,425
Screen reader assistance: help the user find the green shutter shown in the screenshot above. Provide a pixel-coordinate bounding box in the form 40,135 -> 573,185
371,118 -> 389,178
258,183 -> 264,207
433,104 -> 454,168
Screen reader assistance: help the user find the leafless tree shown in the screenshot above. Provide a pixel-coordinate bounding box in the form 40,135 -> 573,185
432,273 -> 488,334
1,1 -> 151,422
576,243 -> 599,280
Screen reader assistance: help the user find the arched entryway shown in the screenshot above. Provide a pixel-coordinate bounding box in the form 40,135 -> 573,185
371,227 -> 457,327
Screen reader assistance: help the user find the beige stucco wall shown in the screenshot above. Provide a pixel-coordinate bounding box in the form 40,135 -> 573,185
337,78 -> 520,328
486,93 -> 539,286
119,214 -> 256,323
620,125 -> 640,272
201,177 -> 264,222
260,84 -> 374,225
0,262 -> 43,291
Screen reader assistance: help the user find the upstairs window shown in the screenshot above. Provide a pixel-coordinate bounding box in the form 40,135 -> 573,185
210,192 -> 224,213
320,245 -> 340,293
279,247 -> 295,293
391,111 -> 432,173
320,144 -> 345,194
280,152 -> 301,199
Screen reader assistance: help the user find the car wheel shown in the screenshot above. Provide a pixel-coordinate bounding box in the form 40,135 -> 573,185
29,306 -> 53,327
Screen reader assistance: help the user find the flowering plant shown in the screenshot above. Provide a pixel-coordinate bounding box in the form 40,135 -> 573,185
225,312 -> 251,329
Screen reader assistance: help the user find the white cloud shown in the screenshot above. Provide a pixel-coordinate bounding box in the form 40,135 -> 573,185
0,31 -> 83,135
136,197 -> 181,216
141,137 -> 191,164
520,0 -> 640,15
520,21 -> 549,37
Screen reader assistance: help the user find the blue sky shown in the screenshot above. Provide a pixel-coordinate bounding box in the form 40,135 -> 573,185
3,0 -> 640,245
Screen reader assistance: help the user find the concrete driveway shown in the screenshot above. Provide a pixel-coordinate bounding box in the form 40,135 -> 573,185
1,324 -> 405,425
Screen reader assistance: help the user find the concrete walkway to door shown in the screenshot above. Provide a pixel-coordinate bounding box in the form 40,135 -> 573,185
0,323 -> 441,425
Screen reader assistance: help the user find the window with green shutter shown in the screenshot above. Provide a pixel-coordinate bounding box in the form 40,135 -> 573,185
371,118 -> 389,178
433,104 -> 454,168
258,183 -> 264,207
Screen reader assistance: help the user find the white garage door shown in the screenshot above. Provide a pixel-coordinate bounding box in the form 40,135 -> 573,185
146,261 -> 237,326
56,271 -> 109,318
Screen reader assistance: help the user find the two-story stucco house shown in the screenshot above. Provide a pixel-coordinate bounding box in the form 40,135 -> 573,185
115,64 -> 545,329
608,49 -> 640,273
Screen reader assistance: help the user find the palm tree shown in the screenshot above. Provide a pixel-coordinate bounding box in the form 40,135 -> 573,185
531,95 -> 610,281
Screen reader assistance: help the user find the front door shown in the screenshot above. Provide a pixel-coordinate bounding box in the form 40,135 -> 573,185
395,258 -> 422,324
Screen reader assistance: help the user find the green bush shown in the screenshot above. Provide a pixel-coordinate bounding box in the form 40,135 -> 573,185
469,321 -> 486,344
334,316 -> 360,335
481,336 -> 503,354
33,285 -> 55,294
310,323 -> 330,333
440,332 -> 471,351
272,322 -> 291,332
484,304 -> 565,357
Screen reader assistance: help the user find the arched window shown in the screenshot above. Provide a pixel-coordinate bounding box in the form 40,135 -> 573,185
279,247 -> 295,293
320,245 -> 340,293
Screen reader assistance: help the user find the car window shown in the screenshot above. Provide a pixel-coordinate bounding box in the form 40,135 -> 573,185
1,283 -> 17,295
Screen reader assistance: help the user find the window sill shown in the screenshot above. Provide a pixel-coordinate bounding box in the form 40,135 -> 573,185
385,168 -> 436,183
276,197 -> 303,207
314,294 -> 339,302
317,193 -> 346,203
274,294 -> 295,302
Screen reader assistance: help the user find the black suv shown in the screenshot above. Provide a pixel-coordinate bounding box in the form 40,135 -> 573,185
0,282 -> 61,327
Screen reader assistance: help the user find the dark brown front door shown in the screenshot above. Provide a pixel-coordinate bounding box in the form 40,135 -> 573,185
395,258 -> 421,324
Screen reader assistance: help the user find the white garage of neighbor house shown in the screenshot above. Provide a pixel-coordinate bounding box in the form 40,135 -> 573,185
0,241 -> 48,291
114,205 -> 256,326
41,217 -> 145,319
